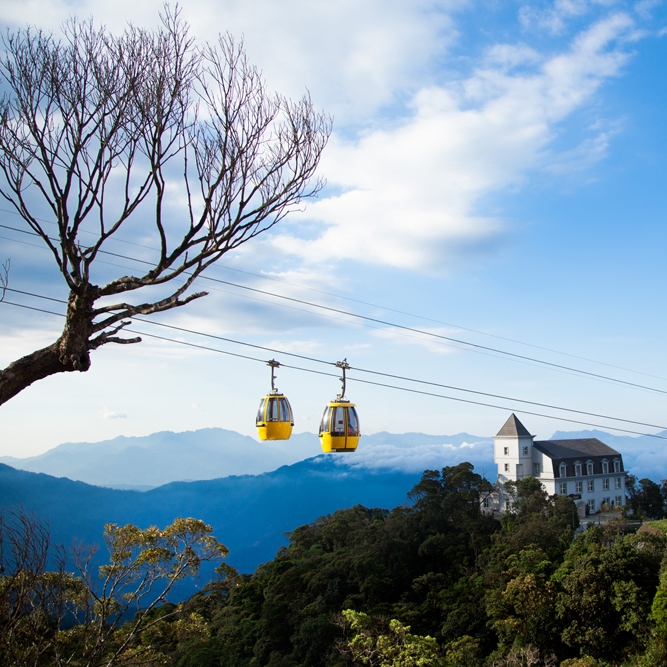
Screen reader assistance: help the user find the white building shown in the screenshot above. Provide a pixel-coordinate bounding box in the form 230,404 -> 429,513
491,413 -> 626,517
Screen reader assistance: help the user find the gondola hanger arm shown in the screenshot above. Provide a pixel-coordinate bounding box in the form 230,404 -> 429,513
268,359 -> 280,393
335,359 -> 350,401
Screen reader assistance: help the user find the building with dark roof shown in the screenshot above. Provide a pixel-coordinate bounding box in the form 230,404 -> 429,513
491,413 -> 626,516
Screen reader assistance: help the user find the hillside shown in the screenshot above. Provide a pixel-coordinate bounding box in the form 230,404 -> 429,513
0,457 -> 424,579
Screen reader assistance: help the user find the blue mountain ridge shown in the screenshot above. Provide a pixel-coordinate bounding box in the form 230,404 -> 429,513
0,456 -> 424,594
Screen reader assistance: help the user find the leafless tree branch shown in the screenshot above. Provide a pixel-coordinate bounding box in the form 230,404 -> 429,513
0,5 -> 332,406
0,259 -> 8,302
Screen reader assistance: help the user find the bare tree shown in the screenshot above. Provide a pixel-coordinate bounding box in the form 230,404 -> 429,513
0,7 -> 331,406
0,506 -> 75,666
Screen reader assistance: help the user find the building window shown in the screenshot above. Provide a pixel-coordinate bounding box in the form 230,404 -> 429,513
602,497 -> 610,509
603,479 -> 609,491
575,481 -> 582,494
575,462 -> 582,477
516,464 -> 523,478
614,477 -> 622,490
615,495 -> 623,505
504,447 -> 509,456
614,459 -> 621,473
559,463 -> 567,478
504,463 -> 509,472
533,463 -> 540,477
602,460 -> 609,474
523,446 -> 528,456
587,480 -> 595,493
559,482 -> 567,495
483,496 -> 489,508
588,499 -> 596,513
586,461 -> 594,476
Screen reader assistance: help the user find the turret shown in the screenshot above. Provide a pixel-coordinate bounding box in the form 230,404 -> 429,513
494,413 -> 535,484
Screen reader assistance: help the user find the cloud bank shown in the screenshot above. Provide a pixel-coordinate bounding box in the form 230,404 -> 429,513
275,12 -> 639,271
336,439 -> 494,475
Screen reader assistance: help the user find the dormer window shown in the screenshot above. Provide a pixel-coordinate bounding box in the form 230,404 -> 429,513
614,459 -> 621,473
575,462 -> 582,477
559,463 -> 567,478
586,461 -> 594,476
602,459 -> 609,474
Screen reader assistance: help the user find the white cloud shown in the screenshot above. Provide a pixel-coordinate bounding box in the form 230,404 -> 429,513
371,327 -> 463,355
484,43 -> 543,70
634,0 -> 662,20
273,13 -> 636,271
335,440 -> 494,474
618,446 -> 667,479
262,339 -> 323,355
519,0 -> 621,35
0,322 -> 62,368
102,407 -> 128,419
0,0 -> 464,126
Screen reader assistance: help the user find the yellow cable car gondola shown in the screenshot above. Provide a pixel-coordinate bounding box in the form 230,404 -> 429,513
319,359 -> 360,453
256,360 -> 294,441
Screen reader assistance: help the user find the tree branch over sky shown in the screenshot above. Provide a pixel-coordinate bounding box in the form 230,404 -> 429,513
0,259 -> 8,302
0,6 -> 331,406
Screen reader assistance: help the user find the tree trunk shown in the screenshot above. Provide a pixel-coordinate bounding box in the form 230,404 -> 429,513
0,291 -> 95,406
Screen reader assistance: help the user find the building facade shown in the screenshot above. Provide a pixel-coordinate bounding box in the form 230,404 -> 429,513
491,413 -> 626,516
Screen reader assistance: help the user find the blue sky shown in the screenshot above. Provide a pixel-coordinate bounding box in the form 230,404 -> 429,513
1,0 -> 667,458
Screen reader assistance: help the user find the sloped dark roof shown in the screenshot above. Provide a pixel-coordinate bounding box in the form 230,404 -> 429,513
533,438 -> 621,459
495,413 -> 532,438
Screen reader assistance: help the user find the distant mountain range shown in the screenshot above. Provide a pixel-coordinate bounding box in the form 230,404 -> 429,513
0,457 -> 425,596
0,429 -> 494,489
2,425 -> 665,490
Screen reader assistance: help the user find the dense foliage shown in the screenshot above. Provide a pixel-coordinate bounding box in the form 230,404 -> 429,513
4,463 -> 667,666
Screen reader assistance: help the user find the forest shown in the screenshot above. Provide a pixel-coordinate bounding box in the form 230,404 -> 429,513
3,463 -> 667,667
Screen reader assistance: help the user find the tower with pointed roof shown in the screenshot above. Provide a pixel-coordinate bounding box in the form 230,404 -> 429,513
494,413 -> 535,484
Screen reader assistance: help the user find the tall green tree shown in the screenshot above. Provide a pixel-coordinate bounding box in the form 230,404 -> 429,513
337,609 -> 444,667
553,527 -> 664,661
636,479 -> 665,519
494,477 -> 578,563
486,547 -> 559,654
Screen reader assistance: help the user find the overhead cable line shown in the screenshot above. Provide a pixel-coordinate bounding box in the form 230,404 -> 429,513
2,245 -> 600,378
3,221 -> 667,396
128,327 -> 667,439
4,209 -> 666,385
3,295 -> 667,437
